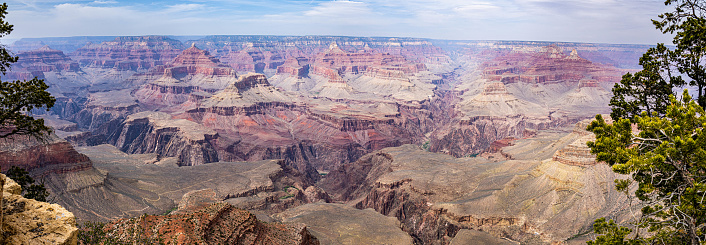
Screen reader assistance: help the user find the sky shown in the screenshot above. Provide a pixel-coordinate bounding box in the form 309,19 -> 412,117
1,0 -> 675,44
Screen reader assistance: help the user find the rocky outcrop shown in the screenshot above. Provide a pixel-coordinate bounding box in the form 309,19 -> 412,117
1,174 -> 78,244
218,43 -> 285,74
15,46 -> 80,72
106,111 -> 219,166
106,202 -> 319,245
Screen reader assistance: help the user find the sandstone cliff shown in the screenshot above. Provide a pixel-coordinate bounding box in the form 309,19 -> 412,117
0,134 -> 92,176
106,111 -> 219,167
1,174 -> 78,244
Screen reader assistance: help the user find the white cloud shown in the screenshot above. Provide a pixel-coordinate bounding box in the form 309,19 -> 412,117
91,0 -> 117,4
0,0 -> 677,44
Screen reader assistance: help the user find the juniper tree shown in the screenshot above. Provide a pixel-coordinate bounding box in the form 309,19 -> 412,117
589,0 -> 706,244
0,3 -> 55,140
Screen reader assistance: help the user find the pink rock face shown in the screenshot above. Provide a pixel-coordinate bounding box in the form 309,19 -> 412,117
0,135 -> 92,176
70,36 -> 185,71
16,46 -> 80,72
2,46 -> 80,81
134,45 -> 238,108
482,46 -> 624,85
309,42 -> 426,78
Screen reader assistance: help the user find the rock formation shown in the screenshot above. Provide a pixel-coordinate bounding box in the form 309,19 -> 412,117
0,134 -> 92,176
1,174 -> 78,244
70,36 -> 184,71
134,44 -> 238,108
105,111 -> 219,166
106,201 -> 319,244
318,120 -> 632,244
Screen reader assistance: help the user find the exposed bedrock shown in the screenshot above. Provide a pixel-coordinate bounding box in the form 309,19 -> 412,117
105,111 -> 219,166
1,175 -> 79,245
56,144 -> 330,223
429,115 -> 576,157
70,36 -> 185,71
318,121 -> 632,244
107,201 -> 320,245
0,134 -> 92,176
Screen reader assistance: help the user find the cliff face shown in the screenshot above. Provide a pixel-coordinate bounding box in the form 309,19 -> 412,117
106,112 -> 219,166
70,36 -> 185,71
427,45 -> 627,157
318,121 -> 632,244
0,134 -> 92,176
15,46 -> 80,73
134,45 -> 238,108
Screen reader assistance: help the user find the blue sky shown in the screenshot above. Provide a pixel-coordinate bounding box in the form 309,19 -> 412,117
2,0 -> 674,44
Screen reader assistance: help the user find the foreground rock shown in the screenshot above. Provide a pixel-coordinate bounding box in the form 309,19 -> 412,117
275,203 -> 413,245
107,200 -> 319,245
319,120 -> 631,244
1,174 -> 78,244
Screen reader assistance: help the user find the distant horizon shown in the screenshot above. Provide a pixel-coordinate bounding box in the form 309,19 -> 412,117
0,0 -> 675,46
4,34 -> 662,47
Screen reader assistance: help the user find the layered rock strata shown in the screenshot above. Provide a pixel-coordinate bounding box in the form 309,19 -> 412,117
70,36 -> 184,71
134,45 -> 238,108
54,143 -> 328,222
318,121 -> 631,244
0,134 -> 92,176
106,111 -> 219,167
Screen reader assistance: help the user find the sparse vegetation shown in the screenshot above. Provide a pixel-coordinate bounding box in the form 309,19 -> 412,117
422,141 -> 430,151
6,166 -> 49,202
77,220 -> 166,245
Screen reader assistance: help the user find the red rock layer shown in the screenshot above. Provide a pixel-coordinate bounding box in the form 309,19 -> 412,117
218,44 -> 286,73
2,46 -> 80,81
16,46 -> 80,72
0,135 -> 92,176
70,36 -> 184,71
276,57 -> 310,78
106,202 -> 319,245
308,42 -> 427,80
482,46 -> 623,85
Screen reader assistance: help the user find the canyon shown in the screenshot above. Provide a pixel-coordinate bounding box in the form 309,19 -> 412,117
0,35 -> 648,244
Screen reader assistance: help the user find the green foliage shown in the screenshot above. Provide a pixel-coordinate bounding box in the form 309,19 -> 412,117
587,92 -> 706,244
0,77 -> 56,139
422,141 -> 431,151
77,220 -> 167,245
24,183 -> 49,202
5,166 -> 50,202
587,218 -> 644,245
590,1 -> 706,244
6,165 -> 32,189
77,221 -> 120,245
610,44 -> 681,121
0,3 -> 55,140
0,3 -> 17,76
